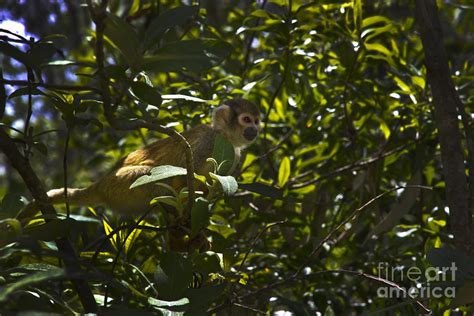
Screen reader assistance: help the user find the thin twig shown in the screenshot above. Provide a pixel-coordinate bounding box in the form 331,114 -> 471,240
210,186 -> 433,315
103,207 -> 154,307
306,269 -> 431,314
293,185 -> 433,277
63,128 -> 71,218
238,221 -> 286,272
0,79 -> 101,92
0,70 -> 6,120
89,220 -> 170,260
233,302 -> 266,314
241,0 -> 268,82
289,142 -> 415,189
23,69 -> 34,159
262,0 -> 293,140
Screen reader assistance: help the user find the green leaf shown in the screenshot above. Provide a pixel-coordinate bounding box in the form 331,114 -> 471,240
353,0 -> 363,33
211,134 -> 235,175
44,60 -> 82,67
148,296 -> 189,310
143,5 -> 199,50
193,251 -> 222,275
8,87 -> 45,99
0,218 -> 22,245
102,217 -> 118,250
379,119 -> 391,140
154,252 -> 193,300
364,43 -> 395,66
393,76 -> 411,94
13,263 -> 62,272
24,218 -> 76,241
207,223 -> 235,239
364,42 -> 393,57
162,94 -> 207,103
130,165 -> 187,189
27,42 -> 57,67
210,173 -> 238,195
191,198 -> 210,238
152,196 -> 181,210
362,24 -> 394,42
361,15 -> 392,28
1,193 -> 25,218
278,156 -> 291,187
249,9 -> 272,19
104,13 -> 141,67
123,220 -> 144,255
239,182 -> 283,199
184,285 -> 225,312
0,267 -> 65,302
0,41 -> 29,66
142,39 -> 232,73
130,81 -> 162,106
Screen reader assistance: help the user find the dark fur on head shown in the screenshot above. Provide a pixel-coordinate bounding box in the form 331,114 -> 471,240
224,99 -> 260,118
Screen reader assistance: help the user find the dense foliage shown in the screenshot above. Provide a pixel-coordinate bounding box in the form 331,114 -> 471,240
1,0 -> 473,314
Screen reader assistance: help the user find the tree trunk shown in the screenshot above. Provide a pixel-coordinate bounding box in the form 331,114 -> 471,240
415,0 -> 473,255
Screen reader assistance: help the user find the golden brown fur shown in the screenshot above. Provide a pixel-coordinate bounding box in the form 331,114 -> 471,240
19,99 -> 260,219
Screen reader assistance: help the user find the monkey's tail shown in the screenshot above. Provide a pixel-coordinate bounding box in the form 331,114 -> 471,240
46,186 -> 100,206
17,186 -> 99,223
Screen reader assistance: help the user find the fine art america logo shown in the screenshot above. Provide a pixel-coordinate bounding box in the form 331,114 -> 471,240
376,262 -> 456,298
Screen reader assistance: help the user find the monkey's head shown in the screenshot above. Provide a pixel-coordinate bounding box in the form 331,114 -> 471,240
212,99 -> 261,147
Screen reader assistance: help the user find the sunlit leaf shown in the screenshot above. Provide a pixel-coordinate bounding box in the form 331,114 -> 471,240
361,15 -> 392,28
353,0 -> 363,33
162,94 -> 207,102
0,218 -> 22,245
278,156 -> 291,187
102,217 -> 118,250
123,220 -> 144,255
210,173 -> 238,195
211,134 -> 235,175
148,296 -> 189,310
130,165 -> 187,189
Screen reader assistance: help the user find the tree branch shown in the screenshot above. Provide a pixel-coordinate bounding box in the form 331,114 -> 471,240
0,127 -> 97,313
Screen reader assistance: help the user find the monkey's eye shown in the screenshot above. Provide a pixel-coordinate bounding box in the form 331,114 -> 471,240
243,116 -> 252,124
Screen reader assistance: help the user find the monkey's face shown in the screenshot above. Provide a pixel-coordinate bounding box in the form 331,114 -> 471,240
212,99 -> 261,147
236,112 -> 261,145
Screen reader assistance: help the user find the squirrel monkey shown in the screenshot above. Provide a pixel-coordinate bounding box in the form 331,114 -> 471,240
18,99 -> 260,220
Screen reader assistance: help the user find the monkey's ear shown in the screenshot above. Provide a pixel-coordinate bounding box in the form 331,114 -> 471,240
212,105 -> 231,130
